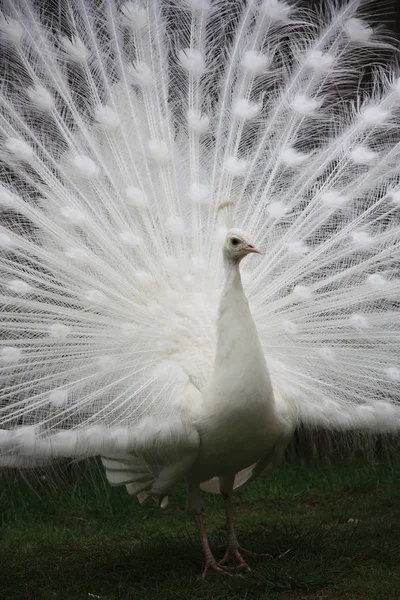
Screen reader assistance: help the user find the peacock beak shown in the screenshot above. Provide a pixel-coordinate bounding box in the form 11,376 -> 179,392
247,243 -> 262,254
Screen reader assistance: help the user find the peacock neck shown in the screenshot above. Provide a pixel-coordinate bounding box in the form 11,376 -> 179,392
206,254 -> 275,420
214,256 -> 265,374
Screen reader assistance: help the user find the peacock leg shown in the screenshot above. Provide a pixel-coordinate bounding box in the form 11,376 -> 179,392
218,476 -> 255,570
188,480 -> 231,577
194,513 -> 232,578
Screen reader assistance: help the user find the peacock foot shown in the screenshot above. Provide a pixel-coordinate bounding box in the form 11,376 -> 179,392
201,559 -> 233,578
218,544 -> 256,570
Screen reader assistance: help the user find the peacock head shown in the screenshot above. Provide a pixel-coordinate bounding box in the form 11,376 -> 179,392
223,228 -> 261,264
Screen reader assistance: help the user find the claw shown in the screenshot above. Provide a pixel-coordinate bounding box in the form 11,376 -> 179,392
201,561 -> 233,578
218,545 -> 252,570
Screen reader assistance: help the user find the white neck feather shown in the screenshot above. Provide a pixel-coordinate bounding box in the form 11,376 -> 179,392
209,255 -> 275,415
215,257 -> 255,364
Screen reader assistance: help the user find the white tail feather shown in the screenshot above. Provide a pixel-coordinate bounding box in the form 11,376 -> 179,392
0,0 -> 400,463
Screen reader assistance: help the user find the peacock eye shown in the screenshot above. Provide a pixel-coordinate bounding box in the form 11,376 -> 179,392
231,238 -> 240,246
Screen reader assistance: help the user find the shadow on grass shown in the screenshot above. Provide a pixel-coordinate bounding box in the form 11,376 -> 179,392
1,460 -> 400,599
0,518 -> 370,600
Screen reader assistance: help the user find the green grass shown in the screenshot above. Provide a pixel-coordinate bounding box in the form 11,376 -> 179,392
1,458 -> 400,600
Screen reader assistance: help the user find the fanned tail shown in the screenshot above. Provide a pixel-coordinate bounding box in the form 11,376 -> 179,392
0,0 -> 400,465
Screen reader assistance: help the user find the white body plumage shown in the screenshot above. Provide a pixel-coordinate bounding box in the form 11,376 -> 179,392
103,232 -> 294,510
191,246 -> 285,484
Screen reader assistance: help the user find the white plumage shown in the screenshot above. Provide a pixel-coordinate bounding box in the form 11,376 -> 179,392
0,0 -> 400,575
